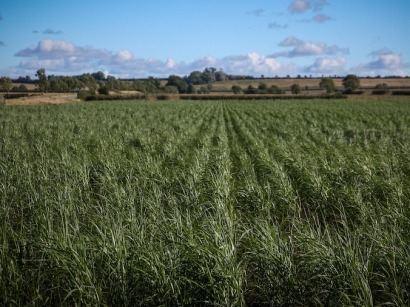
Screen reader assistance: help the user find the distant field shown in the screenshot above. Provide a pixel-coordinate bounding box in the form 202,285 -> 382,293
211,77 -> 410,92
1,98 -> 409,305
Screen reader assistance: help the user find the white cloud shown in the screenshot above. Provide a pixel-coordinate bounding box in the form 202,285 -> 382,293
272,36 -> 349,58
165,58 -> 176,69
218,53 -> 298,76
305,56 -> 346,74
9,39 -> 306,77
351,49 -> 408,76
112,50 -> 134,63
11,38 -> 407,78
15,39 -> 107,60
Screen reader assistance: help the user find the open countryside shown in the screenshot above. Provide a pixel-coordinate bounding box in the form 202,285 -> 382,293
1,0 -> 410,305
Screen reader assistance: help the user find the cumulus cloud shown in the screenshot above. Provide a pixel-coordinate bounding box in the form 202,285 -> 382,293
272,36 -> 349,58
15,39 -> 128,75
15,39 -> 109,60
288,0 -> 328,14
112,50 -> 134,64
13,39 -> 303,77
351,49 -> 408,76
305,56 -> 346,74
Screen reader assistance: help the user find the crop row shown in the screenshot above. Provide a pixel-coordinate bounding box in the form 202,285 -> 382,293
0,99 -> 409,305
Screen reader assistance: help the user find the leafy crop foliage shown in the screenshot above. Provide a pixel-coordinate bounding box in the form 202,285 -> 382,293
1,99 -> 409,305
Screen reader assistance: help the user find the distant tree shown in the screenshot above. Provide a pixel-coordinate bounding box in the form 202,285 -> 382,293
198,86 -> 210,94
215,70 -> 227,82
267,85 -> 284,94
246,85 -> 258,94
342,74 -> 360,91
319,77 -> 336,93
186,71 -> 204,85
80,73 -> 98,93
148,77 -> 161,89
98,86 -> 110,95
375,83 -> 389,89
91,71 -> 106,81
290,83 -> 301,94
187,84 -> 196,94
373,83 -> 390,94
0,77 -> 13,94
35,68 -> 48,94
17,75 -> 32,83
231,85 -> 242,94
13,84 -> 28,92
163,85 -> 179,94
202,67 -> 217,84
258,82 -> 268,91
49,77 -> 63,92
166,75 -> 188,93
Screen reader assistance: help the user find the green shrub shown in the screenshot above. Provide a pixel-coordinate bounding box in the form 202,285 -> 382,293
343,89 -> 364,95
98,86 -> 110,95
392,90 -> 410,95
156,94 -> 172,100
77,91 -> 96,100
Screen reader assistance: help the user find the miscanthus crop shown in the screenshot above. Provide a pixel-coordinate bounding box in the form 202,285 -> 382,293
0,99 -> 409,306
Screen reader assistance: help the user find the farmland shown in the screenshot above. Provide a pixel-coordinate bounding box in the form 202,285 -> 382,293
1,98 -> 410,305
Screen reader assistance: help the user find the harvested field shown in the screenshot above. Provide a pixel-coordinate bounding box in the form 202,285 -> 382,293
4,93 -> 80,106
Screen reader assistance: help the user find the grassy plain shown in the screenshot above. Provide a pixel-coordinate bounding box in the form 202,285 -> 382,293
1,98 -> 409,305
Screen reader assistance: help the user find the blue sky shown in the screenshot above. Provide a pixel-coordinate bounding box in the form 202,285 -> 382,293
0,0 -> 409,78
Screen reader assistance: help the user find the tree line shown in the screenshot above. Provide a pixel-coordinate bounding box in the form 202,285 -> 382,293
0,68 -> 396,96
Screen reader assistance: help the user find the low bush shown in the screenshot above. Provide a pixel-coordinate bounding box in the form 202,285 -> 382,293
98,86 -> 110,95
372,89 -> 390,95
77,91 -> 146,101
2,93 -> 30,99
392,90 -> 410,95
180,94 -> 347,100
343,89 -> 365,95
77,91 -> 96,100
156,94 -> 172,100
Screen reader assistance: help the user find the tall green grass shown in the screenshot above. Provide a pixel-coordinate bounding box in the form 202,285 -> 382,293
0,99 -> 409,305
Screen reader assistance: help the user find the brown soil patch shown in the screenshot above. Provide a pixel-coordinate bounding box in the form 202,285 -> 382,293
4,93 -> 80,106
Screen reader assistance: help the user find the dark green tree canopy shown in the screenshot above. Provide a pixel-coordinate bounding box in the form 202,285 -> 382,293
35,68 -> 48,93
290,83 -> 301,94
342,74 -> 360,91
0,76 -> 13,93
166,75 -> 188,93
319,77 -> 336,93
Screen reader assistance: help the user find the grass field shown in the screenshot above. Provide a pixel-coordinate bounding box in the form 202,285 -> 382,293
1,98 -> 409,305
